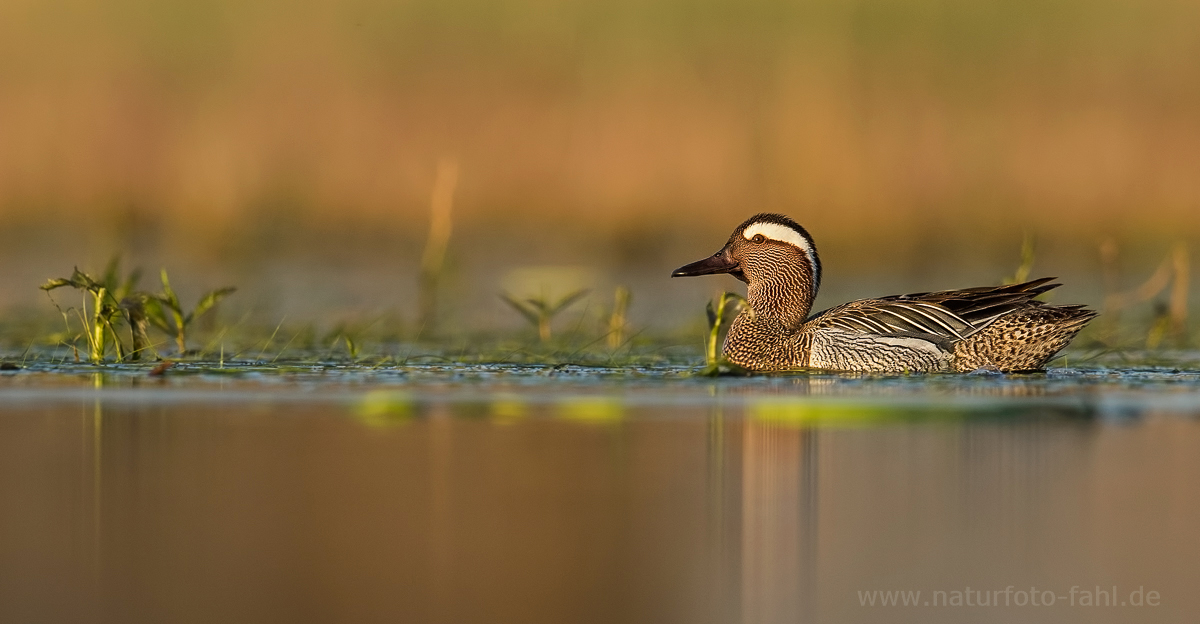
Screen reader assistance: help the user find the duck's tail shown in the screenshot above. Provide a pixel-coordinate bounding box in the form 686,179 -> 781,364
952,305 -> 1097,372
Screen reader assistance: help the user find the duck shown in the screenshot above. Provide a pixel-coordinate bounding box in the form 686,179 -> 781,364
671,213 -> 1096,373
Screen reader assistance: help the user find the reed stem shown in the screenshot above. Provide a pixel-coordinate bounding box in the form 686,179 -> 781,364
418,159 -> 458,336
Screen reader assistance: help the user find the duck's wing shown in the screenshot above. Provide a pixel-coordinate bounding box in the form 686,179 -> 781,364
807,299 -> 976,342
806,278 -> 1062,343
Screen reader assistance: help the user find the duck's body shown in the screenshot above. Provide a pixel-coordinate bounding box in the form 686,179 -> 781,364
673,214 -> 1096,373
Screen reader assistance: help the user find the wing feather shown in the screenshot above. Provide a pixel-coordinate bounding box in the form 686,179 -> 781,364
806,278 -> 1062,343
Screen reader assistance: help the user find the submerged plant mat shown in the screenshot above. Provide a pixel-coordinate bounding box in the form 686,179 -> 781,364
4,348 -> 1200,429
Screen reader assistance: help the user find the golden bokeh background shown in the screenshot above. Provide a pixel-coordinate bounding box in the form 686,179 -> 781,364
2,0 -> 1197,334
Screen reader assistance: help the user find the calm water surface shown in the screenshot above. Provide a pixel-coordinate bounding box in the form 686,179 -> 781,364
1,364 -> 1198,623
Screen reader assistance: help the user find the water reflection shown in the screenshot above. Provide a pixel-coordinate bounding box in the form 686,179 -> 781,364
737,421 -> 817,624
0,394 -> 1197,623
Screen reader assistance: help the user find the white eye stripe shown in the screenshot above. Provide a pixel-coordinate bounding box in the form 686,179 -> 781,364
742,221 -> 821,284
742,223 -> 812,253
743,222 -> 808,249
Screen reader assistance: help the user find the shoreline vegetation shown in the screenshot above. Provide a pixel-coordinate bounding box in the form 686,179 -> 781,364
4,178 -> 1193,371
1,267 -> 1192,372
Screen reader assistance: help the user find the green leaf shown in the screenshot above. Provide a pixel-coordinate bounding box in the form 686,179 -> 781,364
500,293 -> 541,326
42,268 -> 106,292
70,268 -> 99,288
720,292 -> 745,318
548,289 -> 590,315
40,278 -> 75,291
142,297 -> 172,333
159,269 -> 181,313
76,269 -> 102,290
119,267 -> 142,299
187,287 -> 236,324
102,256 -> 121,292
524,298 -> 548,314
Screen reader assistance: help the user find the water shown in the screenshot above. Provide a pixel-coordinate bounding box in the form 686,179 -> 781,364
2,363 -> 1199,623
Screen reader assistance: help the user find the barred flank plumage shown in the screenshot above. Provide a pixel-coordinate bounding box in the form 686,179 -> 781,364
950,304 -> 1097,372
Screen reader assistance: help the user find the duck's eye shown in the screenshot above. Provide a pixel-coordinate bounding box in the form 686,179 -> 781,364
752,234 -> 766,243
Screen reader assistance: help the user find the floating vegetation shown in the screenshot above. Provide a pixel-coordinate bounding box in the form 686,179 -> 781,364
355,390 -> 414,427
39,261 -> 235,363
695,291 -> 749,376
490,393 -> 529,424
557,397 -> 624,423
145,269 -> 236,356
40,260 -> 141,363
705,292 -> 743,365
11,233 -> 1197,373
324,315 -> 392,361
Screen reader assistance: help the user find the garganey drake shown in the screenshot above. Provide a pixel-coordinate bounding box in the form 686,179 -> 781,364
672,213 -> 1096,373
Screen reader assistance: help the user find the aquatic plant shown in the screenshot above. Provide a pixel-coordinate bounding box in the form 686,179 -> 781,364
325,317 -> 385,360
691,291 -> 751,376
704,291 -> 745,367
40,260 -> 142,363
121,294 -> 153,360
501,289 -> 590,342
144,269 -> 236,355
606,286 -> 631,350
330,330 -> 361,360
1168,244 -> 1190,343
1100,240 -> 1191,348
418,159 -> 458,336
1002,234 -> 1036,286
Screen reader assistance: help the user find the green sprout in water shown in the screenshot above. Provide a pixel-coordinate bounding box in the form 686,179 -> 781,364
41,259 -> 142,363
326,317 -> 385,361
1100,240 -> 1191,349
698,291 -> 746,376
1002,234 -> 1036,286
501,289 -> 589,342
606,286 -> 631,350
145,269 -> 236,355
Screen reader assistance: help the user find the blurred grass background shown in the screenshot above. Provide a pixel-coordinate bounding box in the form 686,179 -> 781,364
1,0 -> 1198,344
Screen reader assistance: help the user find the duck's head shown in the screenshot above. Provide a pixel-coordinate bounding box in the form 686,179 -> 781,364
671,213 -> 821,291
